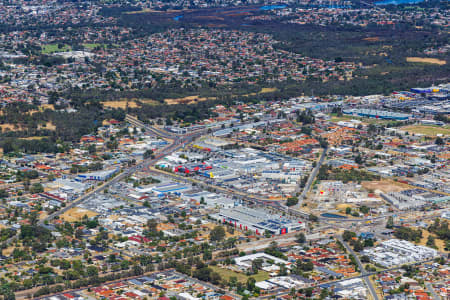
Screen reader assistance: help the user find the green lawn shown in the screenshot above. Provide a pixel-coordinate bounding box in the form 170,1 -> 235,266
41,44 -> 71,54
330,115 -> 355,123
83,43 -> 104,50
210,265 -> 270,283
330,114 -> 391,125
400,125 -> 450,136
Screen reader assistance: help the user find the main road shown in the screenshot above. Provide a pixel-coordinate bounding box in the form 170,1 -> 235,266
338,236 -> 380,300
6,122 -> 195,245
297,146 -> 328,205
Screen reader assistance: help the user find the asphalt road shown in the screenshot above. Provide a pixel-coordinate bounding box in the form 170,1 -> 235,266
298,146 -> 328,203
5,123 -> 187,246
259,257 -> 435,299
425,282 -> 441,300
338,236 -> 380,300
38,115 -> 215,227
38,141 -> 182,225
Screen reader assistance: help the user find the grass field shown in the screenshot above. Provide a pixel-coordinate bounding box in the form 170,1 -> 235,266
41,44 -> 71,54
259,87 -> 277,93
165,95 -> 215,105
330,115 -> 356,122
400,125 -> 450,136
406,57 -> 446,65
126,8 -> 184,14
83,43 -> 104,50
209,265 -> 270,283
330,114 -> 391,125
242,87 -> 278,98
102,100 -> 140,109
19,136 -> 47,140
139,99 -> 161,105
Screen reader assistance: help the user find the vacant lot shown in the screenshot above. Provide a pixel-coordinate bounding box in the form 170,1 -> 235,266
0,123 -> 22,131
406,57 -> 446,65
362,179 -> 410,193
38,122 -> 57,130
39,104 -> 55,111
209,265 -> 270,283
400,125 -> 450,136
202,222 -> 243,239
415,228 -> 448,253
60,207 -> 98,222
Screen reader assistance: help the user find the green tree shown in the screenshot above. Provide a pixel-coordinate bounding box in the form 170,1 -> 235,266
88,144 -> 96,154
30,183 -> 44,193
0,189 -> 8,198
426,235 -> 436,248
296,232 -> 306,244
246,277 -> 256,291
309,214 -> 318,222
210,225 -> 226,242
287,197 -> 299,207
386,216 -> 394,229
86,266 -> 98,277
435,137 -> 444,145
343,230 -> 356,242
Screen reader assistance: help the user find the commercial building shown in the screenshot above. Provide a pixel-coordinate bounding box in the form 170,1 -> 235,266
234,253 -> 291,272
362,239 -> 438,267
211,206 -> 304,235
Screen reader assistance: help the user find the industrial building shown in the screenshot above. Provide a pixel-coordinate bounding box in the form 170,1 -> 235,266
381,189 -> 450,210
343,108 -> 411,120
211,206 -> 305,235
136,182 -> 191,196
75,168 -> 119,181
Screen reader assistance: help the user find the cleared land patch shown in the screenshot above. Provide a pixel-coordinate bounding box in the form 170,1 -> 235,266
19,136 -> 47,140
406,57 -> 446,65
102,100 -> 140,109
362,179 -> 411,194
60,207 -> 99,222
40,122 -> 57,130
209,265 -> 270,283
165,95 -> 215,105
0,124 -> 22,131
414,228 -> 448,253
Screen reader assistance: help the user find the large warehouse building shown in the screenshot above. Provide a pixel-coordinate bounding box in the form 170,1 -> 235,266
211,206 -> 305,235
343,108 -> 411,120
